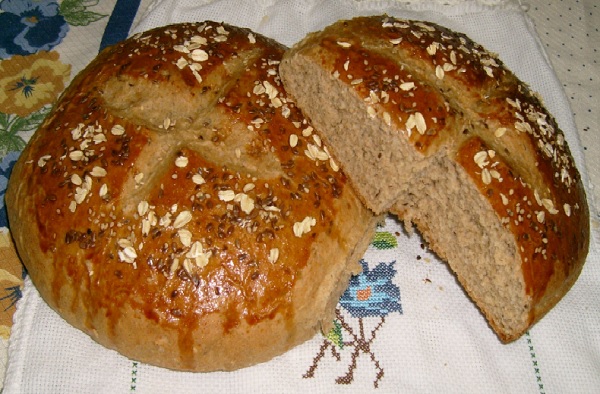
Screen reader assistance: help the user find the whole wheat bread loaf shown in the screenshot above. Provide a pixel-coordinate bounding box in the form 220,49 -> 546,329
5,22 -> 378,371
280,15 -> 589,342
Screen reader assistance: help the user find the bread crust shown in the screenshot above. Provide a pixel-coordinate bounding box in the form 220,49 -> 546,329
6,22 -> 377,371
280,15 -> 589,342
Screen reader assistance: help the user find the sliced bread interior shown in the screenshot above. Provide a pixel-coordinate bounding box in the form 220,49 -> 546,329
280,15 -> 589,342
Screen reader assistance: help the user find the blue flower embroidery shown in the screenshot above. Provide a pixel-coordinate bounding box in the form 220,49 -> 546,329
0,0 -> 69,59
305,260 -> 402,387
340,259 -> 402,318
0,151 -> 20,228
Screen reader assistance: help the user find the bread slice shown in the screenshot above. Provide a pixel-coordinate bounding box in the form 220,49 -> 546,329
6,22 -> 378,371
280,15 -> 589,342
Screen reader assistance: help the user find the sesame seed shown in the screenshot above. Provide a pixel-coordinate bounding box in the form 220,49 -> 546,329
71,173 -> 83,185
137,200 -> 149,216
515,121 -> 532,134
178,229 -> 192,247
400,82 -> 415,91
182,259 -> 193,274
289,134 -> 298,148
173,44 -> 190,53
442,63 -> 456,72
189,65 -> 203,84
302,126 -> 313,137
111,124 -> 125,136
69,150 -> 84,161
192,174 -> 205,185
474,151 -> 489,168
93,133 -> 107,144
90,166 -> 107,177
564,203 -> 572,217
383,112 -> 392,126
99,184 -> 108,197
71,124 -> 84,140
536,210 -> 545,223
176,57 -> 188,69
450,50 -> 457,64
263,81 -> 278,100
170,258 -> 180,274
293,216 -> 316,237
329,157 -> 339,172
542,198 -> 559,214
426,42 -> 437,55
268,248 -> 279,263
159,212 -> 172,227
173,210 -> 192,228
218,190 -> 236,202
186,241 -> 210,268
337,41 -> 351,48
481,168 -> 492,185
506,97 -> 521,110
141,219 -> 151,236
253,83 -> 266,95
175,156 -> 189,168
435,65 -> 445,79
37,155 -> 51,167
367,106 -> 377,118
413,112 -> 426,134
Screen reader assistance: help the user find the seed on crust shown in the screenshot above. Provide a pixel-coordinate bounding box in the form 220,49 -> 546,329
173,210 -> 192,228
175,156 -> 189,168
293,216 -> 316,237
268,248 -> 279,264
111,124 -> 125,136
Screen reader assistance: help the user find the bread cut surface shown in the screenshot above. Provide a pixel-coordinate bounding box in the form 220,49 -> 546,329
280,15 -> 589,342
5,22 -> 378,371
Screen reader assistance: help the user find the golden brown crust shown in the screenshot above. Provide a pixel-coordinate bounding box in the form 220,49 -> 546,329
281,15 -> 589,342
6,22 -> 377,371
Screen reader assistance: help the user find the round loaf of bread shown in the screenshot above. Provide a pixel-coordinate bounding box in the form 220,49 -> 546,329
5,22 -> 378,371
280,15 -> 589,342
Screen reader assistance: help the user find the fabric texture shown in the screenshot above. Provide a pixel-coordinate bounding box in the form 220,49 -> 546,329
99,0 -> 143,50
3,0 -> 599,392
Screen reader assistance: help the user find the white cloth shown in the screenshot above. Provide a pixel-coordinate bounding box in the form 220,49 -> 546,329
5,0 -> 600,392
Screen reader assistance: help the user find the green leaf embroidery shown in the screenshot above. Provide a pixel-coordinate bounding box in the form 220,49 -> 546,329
0,106 -> 51,156
60,0 -> 107,27
0,114 -> 27,156
371,231 -> 398,249
10,106 -> 51,133
326,320 -> 343,349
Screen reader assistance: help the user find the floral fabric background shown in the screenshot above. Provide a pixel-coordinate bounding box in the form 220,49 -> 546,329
0,0 -> 109,324
1,0 -> 599,392
0,0 -> 148,386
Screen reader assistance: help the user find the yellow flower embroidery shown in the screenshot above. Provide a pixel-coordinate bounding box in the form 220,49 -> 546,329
0,232 -> 24,339
0,50 -> 71,117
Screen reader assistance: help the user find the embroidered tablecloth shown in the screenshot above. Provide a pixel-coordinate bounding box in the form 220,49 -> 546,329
0,0 -> 598,392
